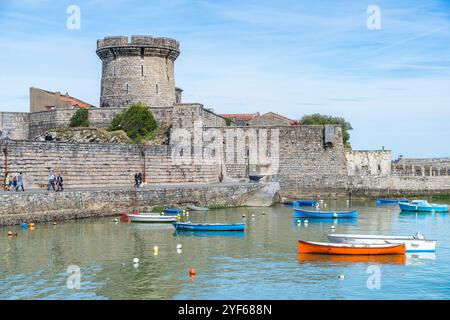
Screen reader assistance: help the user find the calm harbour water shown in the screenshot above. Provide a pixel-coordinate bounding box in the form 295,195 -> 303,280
1,199 -> 450,300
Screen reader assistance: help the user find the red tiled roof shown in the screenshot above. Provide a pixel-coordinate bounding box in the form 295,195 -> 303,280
220,113 -> 259,120
60,96 -> 91,109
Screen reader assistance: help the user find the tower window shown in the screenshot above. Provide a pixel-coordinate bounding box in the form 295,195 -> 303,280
141,65 -> 144,76
140,48 -> 145,59
156,84 -> 159,94
126,84 -> 129,94
113,66 -> 116,76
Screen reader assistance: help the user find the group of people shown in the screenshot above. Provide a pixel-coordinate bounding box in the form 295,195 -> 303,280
4,172 -> 25,192
48,170 -> 64,192
134,172 -> 144,188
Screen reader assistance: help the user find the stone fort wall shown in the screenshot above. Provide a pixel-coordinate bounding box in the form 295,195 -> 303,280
0,140 -> 220,189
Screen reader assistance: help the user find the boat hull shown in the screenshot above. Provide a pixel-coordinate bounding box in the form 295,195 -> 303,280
376,198 -> 409,204
294,208 -> 358,219
186,205 -> 209,212
173,222 -> 245,231
128,214 -> 178,223
164,208 -> 183,215
327,234 -> 436,252
399,202 -> 449,212
293,200 -> 320,207
298,254 -> 406,265
298,240 -> 406,255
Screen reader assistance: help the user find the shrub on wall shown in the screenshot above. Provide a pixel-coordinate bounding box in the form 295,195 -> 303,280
107,103 -> 157,143
300,113 -> 353,147
70,108 -> 90,127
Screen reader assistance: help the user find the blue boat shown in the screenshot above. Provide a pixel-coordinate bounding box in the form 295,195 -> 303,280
293,200 -> 320,207
293,208 -> 358,219
164,208 -> 183,215
172,222 -> 245,231
399,200 -> 449,213
376,198 -> 409,205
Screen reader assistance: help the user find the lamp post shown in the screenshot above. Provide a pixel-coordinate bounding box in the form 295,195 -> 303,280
2,140 -> 8,189
141,144 -> 147,183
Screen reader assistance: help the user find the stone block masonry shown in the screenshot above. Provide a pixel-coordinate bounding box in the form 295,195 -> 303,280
0,183 -> 263,226
0,140 -> 220,189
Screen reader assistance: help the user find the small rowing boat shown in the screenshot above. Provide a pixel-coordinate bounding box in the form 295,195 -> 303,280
173,222 -> 245,231
298,240 -> 406,255
327,232 -> 436,252
293,200 -> 320,207
399,200 -> 449,213
127,213 -> 178,223
376,198 -> 409,205
293,208 -> 358,219
186,205 -> 209,212
164,208 -> 183,215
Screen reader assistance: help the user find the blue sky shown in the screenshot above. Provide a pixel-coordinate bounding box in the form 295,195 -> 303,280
0,0 -> 449,158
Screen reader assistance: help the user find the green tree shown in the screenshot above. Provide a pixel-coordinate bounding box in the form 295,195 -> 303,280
107,103 -> 157,143
300,113 -> 353,147
70,108 -> 90,127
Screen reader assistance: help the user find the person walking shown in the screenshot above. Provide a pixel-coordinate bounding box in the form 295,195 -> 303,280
16,172 -> 25,192
48,170 -> 56,191
56,173 -> 64,192
5,173 -> 10,191
134,173 -> 139,188
137,172 -> 143,187
12,175 -> 17,192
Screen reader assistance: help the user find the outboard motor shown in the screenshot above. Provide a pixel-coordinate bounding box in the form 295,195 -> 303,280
414,232 -> 425,240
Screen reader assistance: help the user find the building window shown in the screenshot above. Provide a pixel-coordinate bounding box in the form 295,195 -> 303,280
141,65 -> 144,76
126,84 -> 129,94
156,84 -> 159,94
113,66 -> 116,77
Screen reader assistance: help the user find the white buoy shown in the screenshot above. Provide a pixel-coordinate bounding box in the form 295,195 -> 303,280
114,218 -> 118,222
320,200 -> 324,203
176,248 -> 182,254
330,225 -> 335,229
242,214 -> 246,218
324,203 -> 327,208
176,244 -> 182,249
133,258 -> 139,264
304,220 -> 309,223
297,220 -> 301,225
133,263 -> 139,268
339,275 -> 345,280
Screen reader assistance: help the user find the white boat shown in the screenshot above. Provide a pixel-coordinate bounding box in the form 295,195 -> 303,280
327,232 -> 436,252
127,213 -> 178,223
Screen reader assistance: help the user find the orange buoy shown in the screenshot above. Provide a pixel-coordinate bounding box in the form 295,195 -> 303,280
188,267 -> 196,276
29,223 -> 35,228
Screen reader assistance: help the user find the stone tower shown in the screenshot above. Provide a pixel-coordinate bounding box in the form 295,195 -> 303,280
96,35 -> 180,108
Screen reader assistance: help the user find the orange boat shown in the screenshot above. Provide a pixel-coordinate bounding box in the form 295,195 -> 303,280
298,240 -> 406,255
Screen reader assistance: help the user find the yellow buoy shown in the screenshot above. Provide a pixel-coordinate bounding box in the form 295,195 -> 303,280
153,245 -> 159,256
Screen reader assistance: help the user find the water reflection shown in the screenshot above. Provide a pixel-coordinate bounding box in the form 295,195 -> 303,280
291,218 -> 358,226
